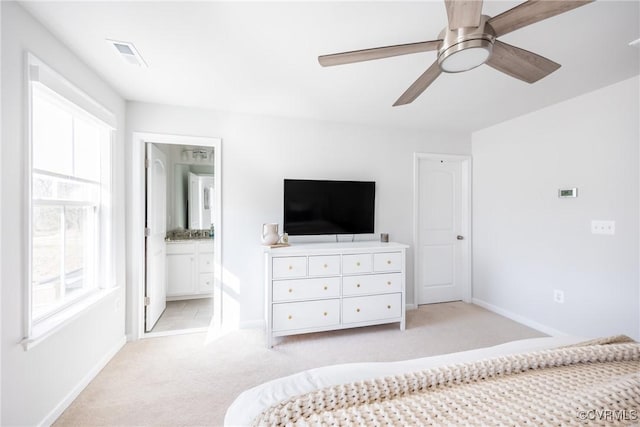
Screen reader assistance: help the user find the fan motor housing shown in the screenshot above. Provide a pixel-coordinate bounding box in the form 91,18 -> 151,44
437,15 -> 496,73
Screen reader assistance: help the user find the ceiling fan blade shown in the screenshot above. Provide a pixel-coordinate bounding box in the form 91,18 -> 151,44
318,40 -> 441,67
445,0 -> 483,29
488,0 -> 593,37
486,40 -> 560,83
393,60 -> 442,106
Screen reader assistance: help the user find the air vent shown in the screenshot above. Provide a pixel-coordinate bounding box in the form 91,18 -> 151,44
106,39 -> 147,67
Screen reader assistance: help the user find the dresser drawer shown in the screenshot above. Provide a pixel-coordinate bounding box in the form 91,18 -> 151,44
342,273 -> 402,296
373,252 -> 403,272
342,293 -> 401,324
342,254 -> 373,275
273,299 -> 340,332
273,277 -> 340,302
199,253 -> 214,273
308,255 -> 341,276
273,257 -> 307,279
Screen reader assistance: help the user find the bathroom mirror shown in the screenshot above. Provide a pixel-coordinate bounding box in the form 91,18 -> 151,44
158,144 -> 214,231
187,171 -> 214,229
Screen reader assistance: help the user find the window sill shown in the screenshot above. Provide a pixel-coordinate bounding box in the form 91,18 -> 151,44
21,286 -> 119,351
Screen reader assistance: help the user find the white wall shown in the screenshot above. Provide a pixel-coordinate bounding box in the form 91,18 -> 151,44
472,76 -> 640,340
126,102 -> 470,331
1,3 -> 126,425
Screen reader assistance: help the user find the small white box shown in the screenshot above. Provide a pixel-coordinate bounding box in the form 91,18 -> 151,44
591,220 -> 615,235
558,188 -> 578,198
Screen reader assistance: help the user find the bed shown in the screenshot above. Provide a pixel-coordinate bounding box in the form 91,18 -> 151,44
225,335 -> 639,426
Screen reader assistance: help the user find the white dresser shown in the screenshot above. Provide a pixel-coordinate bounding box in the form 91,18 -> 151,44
264,241 -> 408,347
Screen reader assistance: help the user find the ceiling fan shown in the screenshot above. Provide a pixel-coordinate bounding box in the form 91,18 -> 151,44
318,0 -> 593,106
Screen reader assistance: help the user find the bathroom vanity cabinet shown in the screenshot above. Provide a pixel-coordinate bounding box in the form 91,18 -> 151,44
166,240 -> 214,299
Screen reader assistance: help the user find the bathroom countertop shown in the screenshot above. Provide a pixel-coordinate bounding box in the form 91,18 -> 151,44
165,237 -> 215,243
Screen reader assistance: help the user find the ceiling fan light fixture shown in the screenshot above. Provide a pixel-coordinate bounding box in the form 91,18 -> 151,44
438,38 -> 493,73
317,1 -> 594,106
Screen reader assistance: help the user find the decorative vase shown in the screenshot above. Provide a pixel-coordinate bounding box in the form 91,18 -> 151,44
261,223 -> 279,245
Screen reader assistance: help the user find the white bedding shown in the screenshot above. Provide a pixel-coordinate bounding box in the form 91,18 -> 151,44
224,335 -> 585,426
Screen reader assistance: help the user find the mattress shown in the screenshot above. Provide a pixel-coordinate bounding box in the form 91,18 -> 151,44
224,335 -> 588,426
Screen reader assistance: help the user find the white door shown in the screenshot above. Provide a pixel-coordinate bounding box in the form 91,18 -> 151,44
416,155 -> 470,304
145,144 -> 167,331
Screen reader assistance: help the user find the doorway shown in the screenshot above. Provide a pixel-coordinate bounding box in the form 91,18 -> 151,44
132,132 -> 222,340
413,153 -> 471,305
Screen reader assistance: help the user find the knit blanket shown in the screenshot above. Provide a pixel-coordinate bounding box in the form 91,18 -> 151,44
254,336 -> 640,426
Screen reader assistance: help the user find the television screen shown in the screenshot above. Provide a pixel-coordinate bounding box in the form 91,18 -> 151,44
284,179 -> 375,236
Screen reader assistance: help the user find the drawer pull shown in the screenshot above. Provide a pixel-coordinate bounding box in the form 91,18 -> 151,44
288,288 -> 293,293
288,315 -> 292,320
387,281 -> 391,285
356,262 -> 360,266
387,260 -> 392,265
288,265 -> 293,270
387,305 -> 391,309
356,308 -> 360,312
323,285 -> 328,290
323,263 -> 328,268
323,312 -> 327,316
356,284 -> 361,288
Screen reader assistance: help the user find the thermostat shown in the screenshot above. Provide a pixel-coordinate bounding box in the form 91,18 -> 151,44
558,188 -> 578,198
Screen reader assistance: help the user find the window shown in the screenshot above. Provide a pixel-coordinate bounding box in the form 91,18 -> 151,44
27,54 -> 115,335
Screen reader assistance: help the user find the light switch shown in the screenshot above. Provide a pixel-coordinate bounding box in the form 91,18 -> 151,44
591,220 -> 615,235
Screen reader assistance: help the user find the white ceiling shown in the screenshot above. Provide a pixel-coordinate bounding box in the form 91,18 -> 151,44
20,1 -> 640,133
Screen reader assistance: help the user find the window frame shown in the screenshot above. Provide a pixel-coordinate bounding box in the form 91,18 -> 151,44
24,53 -> 117,347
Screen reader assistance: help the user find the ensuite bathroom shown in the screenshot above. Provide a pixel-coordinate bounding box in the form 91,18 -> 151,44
149,143 -> 216,333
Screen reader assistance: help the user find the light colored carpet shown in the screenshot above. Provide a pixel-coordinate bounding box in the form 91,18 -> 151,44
54,302 -> 545,426
151,298 -> 213,332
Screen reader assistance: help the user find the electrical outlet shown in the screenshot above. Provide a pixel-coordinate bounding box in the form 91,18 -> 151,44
591,220 -> 615,235
553,289 -> 564,304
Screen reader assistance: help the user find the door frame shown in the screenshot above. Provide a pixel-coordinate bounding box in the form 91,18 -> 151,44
412,153 -> 472,306
131,132 -> 222,340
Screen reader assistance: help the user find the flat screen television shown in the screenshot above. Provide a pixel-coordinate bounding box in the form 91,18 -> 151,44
283,179 -> 375,236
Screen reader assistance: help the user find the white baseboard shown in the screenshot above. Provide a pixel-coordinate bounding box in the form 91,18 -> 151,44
240,319 -> 265,330
39,335 -> 126,427
472,298 -> 568,337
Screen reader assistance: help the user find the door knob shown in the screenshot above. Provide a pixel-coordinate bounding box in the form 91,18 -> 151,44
457,235 -> 464,240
